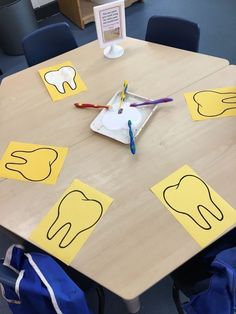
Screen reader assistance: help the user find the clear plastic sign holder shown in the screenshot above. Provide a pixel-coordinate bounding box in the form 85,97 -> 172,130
93,0 -> 126,59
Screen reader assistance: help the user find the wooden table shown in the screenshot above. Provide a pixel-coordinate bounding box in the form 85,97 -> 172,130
0,38 -> 230,313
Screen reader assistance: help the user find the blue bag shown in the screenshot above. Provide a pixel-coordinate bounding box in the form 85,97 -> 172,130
0,244 -> 91,314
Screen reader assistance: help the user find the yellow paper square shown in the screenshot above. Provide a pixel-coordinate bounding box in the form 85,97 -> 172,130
0,142 -> 68,185
184,86 -> 236,120
151,165 -> 236,247
39,61 -> 87,101
30,179 -> 113,265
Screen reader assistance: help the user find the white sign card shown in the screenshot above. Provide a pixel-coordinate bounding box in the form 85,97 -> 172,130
94,0 -> 126,49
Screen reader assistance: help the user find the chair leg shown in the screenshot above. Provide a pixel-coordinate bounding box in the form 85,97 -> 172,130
96,285 -> 105,314
172,282 -> 185,314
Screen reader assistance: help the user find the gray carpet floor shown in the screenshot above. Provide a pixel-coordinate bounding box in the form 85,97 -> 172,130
1,0 -> 236,313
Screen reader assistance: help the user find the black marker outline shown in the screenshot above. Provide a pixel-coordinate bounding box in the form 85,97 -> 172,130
47,190 -> 103,248
5,147 -> 58,182
193,90 -> 236,117
163,174 -> 224,230
44,66 -> 77,94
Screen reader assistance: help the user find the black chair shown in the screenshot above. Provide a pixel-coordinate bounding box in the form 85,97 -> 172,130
0,69 -> 3,85
22,22 -> 78,66
145,16 -> 200,52
171,228 -> 236,313
65,265 -> 105,314
171,260 -> 211,314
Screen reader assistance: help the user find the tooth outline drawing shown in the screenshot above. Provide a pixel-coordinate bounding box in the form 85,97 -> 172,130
163,174 -> 224,230
5,147 -> 58,182
193,90 -> 236,117
47,190 -> 103,248
44,66 -> 77,94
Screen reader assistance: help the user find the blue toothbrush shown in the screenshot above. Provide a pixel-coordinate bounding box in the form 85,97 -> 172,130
128,120 -> 136,155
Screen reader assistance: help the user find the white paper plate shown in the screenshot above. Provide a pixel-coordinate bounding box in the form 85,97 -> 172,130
90,91 -> 157,144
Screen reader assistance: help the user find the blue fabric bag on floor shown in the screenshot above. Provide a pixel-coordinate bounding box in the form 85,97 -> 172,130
0,244 -> 91,314
184,247 -> 236,314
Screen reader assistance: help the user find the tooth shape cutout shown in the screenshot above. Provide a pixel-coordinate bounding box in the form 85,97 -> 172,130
163,175 -> 223,230
44,66 -> 76,94
193,90 -> 236,117
47,190 -> 103,248
5,148 -> 58,181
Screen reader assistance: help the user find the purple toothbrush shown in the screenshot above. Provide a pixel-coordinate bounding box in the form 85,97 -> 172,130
130,97 -> 173,107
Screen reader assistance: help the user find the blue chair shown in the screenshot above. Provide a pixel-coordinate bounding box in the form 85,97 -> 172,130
171,228 -> 236,313
22,22 -> 78,66
145,16 -> 200,52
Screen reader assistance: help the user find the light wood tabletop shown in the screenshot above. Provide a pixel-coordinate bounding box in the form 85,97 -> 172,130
0,38 -> 231,303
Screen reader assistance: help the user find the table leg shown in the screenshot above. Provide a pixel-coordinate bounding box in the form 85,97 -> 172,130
123,297 -> 141,313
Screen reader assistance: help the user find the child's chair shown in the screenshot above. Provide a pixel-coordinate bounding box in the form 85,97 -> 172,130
145,16 -> 200,52
22,22 -> 78,66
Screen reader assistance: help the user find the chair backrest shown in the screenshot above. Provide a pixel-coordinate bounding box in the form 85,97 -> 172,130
0,69 -> 3,85
145,16 -> 200,52
22,22 -> 78,66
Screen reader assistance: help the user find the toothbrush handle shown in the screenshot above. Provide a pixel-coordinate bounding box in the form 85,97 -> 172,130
74,103 -> 110,109
128,120 -> 136,155
130,97 -> 173,107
